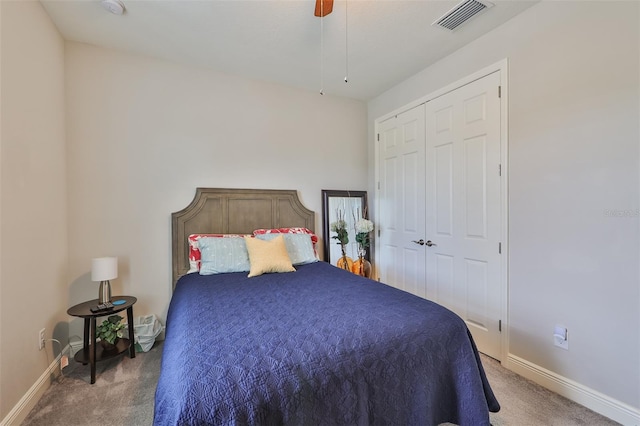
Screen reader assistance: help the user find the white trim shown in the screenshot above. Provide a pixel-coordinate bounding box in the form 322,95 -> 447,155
498,58 -> 510,363
374,58 -> 510,362
0,344 -> 70,426
505,353 -> 640,426
373,122 -> 380,282
375,59 -> 509,123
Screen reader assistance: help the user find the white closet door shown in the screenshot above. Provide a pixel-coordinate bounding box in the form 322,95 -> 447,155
377,105 -> 426,298
425,71 -> 502,359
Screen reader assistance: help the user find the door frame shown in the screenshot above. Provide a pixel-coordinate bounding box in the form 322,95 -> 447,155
374,59 -> 509,362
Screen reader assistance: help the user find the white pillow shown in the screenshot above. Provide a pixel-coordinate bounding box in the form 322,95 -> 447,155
255,233 -> 318,266
198,236 -> 250,275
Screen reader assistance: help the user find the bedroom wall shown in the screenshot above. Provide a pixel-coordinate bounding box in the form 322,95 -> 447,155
368,0 -> 639,419
64,42 -> 367,341
0,1 -> 68,421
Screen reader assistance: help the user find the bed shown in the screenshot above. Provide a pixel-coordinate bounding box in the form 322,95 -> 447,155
154,188 -> 500,425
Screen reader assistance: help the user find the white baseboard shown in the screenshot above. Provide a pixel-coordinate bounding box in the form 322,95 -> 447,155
0,344 -> 71,426
505,353 -> 640,426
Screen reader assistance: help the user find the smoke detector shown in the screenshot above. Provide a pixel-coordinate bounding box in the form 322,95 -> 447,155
432,0 -> 493,31
101,0 -> 126,15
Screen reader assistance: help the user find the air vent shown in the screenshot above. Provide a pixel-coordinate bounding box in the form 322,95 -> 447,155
432,0 -> 493,31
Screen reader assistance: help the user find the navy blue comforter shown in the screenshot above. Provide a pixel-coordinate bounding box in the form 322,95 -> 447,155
154,262 -> 499,426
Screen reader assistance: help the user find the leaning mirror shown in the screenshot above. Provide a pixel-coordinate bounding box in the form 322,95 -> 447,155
322,190 -> 369,266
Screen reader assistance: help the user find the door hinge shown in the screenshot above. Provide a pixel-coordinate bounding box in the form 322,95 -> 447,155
498,164 -> 502,176
378,229 -> 380,237
499,319 -> 502,332
377,181 -> 380,190
498,86 -> 501,98
377,133 -> 380,141
498,242 -> 502,254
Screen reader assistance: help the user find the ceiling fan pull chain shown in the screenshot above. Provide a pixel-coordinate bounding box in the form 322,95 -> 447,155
344,0 -> 348,83
320,0 -> 324,95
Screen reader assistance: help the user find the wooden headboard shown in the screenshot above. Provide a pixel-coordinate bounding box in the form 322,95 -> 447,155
171,188 -> 315,289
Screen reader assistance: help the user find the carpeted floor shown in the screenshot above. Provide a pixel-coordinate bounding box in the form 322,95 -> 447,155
22,344 -> 162,426
480,356 -> 619,426
22,342 -> 619,426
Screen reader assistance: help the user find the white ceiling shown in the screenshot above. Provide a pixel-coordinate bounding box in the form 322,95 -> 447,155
40,0 -> 538,101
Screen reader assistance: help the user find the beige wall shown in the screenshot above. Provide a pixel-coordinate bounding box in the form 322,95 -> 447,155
369,0 -> 639,416
64,42 -> 367,340
0,1 -> 68,420
1,4 -> 366,419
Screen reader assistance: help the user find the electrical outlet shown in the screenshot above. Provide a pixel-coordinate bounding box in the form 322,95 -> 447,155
554,325 -> 568,350
38,328 -> 45,350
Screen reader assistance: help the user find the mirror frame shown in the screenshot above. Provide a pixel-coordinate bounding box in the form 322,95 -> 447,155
322,190 -> 369,265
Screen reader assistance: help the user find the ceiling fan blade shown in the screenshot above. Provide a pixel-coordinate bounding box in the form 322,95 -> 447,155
314,0 -> 334,17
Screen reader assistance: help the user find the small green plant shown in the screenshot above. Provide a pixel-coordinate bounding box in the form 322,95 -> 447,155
96,315 -> 125,345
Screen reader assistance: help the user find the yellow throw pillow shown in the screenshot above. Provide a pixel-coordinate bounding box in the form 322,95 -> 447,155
244,235 -> 296,277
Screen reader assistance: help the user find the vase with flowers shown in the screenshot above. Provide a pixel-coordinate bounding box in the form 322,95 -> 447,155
330,212 -> 353,271
352,217 -> 374,278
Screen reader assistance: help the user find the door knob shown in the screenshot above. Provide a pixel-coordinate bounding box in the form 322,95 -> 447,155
412,239 -> 437,247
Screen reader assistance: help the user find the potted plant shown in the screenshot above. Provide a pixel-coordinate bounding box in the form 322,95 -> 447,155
96,315 -> 125,351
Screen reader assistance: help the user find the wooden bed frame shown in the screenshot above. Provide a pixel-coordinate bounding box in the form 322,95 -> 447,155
171,188 -> 315,289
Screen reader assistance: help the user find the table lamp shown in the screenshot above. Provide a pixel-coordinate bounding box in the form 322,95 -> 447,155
91,257 -> 117,304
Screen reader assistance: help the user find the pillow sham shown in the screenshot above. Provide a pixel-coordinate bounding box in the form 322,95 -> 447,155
252,227 -> 319,257
244,235 -> 295,277
198,236 -> 250,275
188,234 -> 251,273
255,233 -> 318,266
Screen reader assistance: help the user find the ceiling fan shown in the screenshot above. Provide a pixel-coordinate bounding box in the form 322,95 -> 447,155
314,0 -> 334,17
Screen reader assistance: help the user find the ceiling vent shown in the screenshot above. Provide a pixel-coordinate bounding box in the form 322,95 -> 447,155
432,0 -> 493,31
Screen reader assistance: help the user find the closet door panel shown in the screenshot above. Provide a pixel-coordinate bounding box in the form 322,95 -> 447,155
377,105 -> 426,298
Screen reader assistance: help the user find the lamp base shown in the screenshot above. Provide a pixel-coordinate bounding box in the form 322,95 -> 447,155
98,280 -> 111,304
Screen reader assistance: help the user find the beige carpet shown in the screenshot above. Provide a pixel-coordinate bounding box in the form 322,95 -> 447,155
22,342 -> 620,426
481,356 -> 620,426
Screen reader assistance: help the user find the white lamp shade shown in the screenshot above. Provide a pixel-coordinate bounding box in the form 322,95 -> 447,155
91,257 -> 118,281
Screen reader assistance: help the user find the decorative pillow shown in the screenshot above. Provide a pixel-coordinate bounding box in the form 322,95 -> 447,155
244,235 -> 295,278
255,233 -> 318,266
252,227 -> 319,258
188,234 -> 251,273
198,236 -> 250,275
